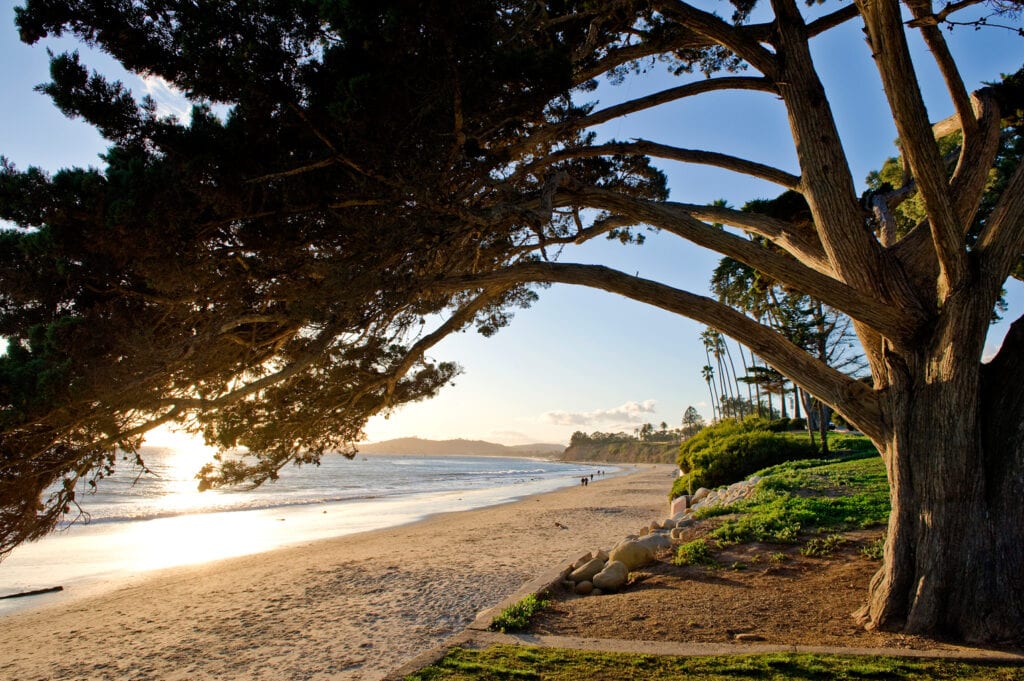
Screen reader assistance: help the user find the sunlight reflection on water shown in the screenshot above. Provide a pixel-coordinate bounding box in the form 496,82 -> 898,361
0,464 -> 614,615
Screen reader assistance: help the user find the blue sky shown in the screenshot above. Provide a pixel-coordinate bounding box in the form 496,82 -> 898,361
1,2 -> 1021,447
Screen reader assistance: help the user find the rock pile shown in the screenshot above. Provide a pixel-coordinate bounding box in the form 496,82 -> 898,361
669,475 -> 761,517
562,474 -> 763,597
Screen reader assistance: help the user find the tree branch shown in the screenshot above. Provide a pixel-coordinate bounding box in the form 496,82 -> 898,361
575,77 -> 777,131
906,0 -> 977,139
569,188 -> 924,344
503,77 -> 778,161
806,3 -> 863,37
352,288 -> 507,409
654,0 -> 779,78
947,90 -> 1003,225
537,140 -> 801,189
669,201 -> 829,272
437,262 -> 884,434
156,322 -> 341,410
770,0 -> 906,304
974,154 -> 1024,287
905,0 -> 987,27
856,0 -> 965,297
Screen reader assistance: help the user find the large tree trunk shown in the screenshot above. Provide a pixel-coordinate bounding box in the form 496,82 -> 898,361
855,308 -> 1024,644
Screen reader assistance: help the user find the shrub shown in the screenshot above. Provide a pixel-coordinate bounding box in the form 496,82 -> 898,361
675,428 -> 818,493
674,538 -> 717,566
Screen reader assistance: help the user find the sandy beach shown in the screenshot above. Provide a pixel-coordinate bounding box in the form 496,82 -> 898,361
0,464 -> 674,680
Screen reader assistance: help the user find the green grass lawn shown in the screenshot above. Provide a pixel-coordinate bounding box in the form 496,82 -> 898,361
407,646 -> 1024,680
692,438 -> 890,550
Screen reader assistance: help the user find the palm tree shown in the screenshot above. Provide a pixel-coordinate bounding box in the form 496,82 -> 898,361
700,364 -> 718,421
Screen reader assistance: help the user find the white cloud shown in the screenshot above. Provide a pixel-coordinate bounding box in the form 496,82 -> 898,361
140,74 -> 192,122
542,400 -> 657,427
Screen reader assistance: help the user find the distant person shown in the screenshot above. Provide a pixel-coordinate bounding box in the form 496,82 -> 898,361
590,473 -> 594,481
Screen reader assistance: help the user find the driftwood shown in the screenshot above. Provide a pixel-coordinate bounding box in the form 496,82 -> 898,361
0,586 -> 64,600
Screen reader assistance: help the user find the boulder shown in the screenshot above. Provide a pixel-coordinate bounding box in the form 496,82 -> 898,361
572,553 -> 593,570
569,557 -> 607,583
593,560 -> 629,591
637,532 -> 671,552
574,580 -> 594,595
670,495 -> 689,516
661,518 -> 679,530
593,549 -> 610,563
691,487 -> 711,504
609,540 -> 654,570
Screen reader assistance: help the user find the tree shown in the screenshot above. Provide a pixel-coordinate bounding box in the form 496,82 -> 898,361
681,405 -> 705,437
2,0 -> 1023,643
700,364 -> 719,420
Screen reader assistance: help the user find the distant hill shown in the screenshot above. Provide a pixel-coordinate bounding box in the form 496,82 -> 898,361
356,437 -> 565,457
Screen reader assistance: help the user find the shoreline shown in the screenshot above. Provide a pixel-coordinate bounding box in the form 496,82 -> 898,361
0,456 -> 610,616
0,463 -> 675,680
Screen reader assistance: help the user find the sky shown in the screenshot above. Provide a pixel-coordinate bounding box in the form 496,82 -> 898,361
1,1 -> 1021,448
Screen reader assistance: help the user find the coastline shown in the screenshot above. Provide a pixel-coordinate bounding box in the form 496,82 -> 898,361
0,457 -> 611,616
0,463 -> 675,680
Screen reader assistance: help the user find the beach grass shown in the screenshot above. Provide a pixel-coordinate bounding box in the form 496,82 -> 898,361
406,646 -> 1024,680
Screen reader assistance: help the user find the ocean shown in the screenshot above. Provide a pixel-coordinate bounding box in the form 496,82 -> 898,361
0,446 -> 609,614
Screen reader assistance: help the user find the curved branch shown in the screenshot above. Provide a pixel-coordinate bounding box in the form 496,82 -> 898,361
806,3 -> 863,37
654,0 -> 779,78
503,77 -> 778,161
669,201 -> 829,271
538,140 -> 801,190
437,262 -> 883,435
352,288 -> 508,409
577,77 -> 777,131
856,0 -> 965,296
905,0 -> 986,27
948,90 -> 1003,225
975,155 -> 1024,287
105,406 -> 184,449
568,187 -> 924,343
906,0 -> 976,139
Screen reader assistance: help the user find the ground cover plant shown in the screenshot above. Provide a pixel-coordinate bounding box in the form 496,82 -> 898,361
692,447 -> 891,548
406,646 -> 1024,680
489,594 -> 551,634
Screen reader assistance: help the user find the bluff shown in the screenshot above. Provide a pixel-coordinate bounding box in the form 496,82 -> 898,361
560,440 -> 679,464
